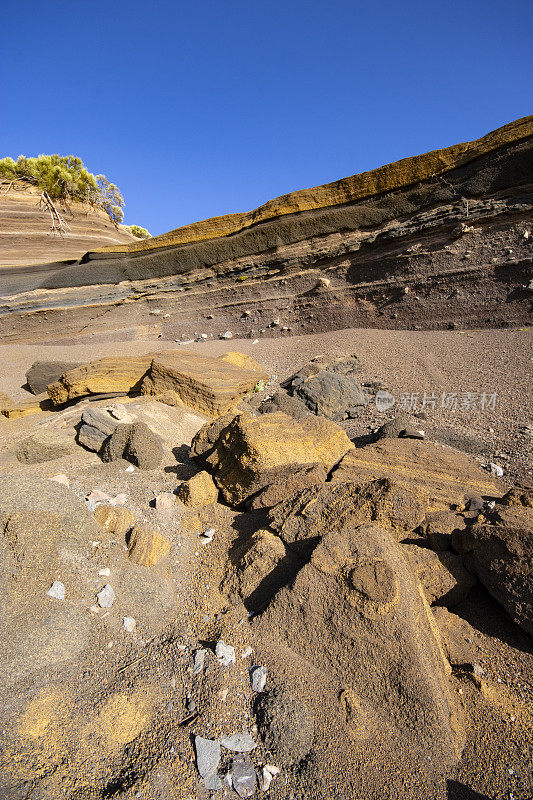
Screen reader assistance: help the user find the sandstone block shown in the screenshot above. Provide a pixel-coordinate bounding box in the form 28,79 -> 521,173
403,544 -> 476,607
101,421 -> 164,469
331,439 -> 503,509
127,525 -> 170,566
15,430 -> 77,463
141,350 -> 268,416
93,505 -> 135,537
47,355 -> 155,405
177,471 -> 219,507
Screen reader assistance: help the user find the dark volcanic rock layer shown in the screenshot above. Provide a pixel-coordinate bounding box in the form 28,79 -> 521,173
1,118 -> 532,342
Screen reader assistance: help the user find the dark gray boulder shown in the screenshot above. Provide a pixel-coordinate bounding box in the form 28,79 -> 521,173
25,361 -> 80,395
101,421 -> 164,469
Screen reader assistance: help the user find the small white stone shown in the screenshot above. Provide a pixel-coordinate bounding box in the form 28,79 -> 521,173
50,474 -> 70,487
220,331 -> 233,339
46,581 -> 65,600
490,462 -> 504,477
250,665 -> 267,692
163,313 -> 171,318
125,465 -> 135,473
96,584 -> 115,608
200,333 -> 208,339
200,528 -> 216,543
252,339 -> 259,344
123,616 -> 136,632
215,640 -> 236,666
241,646 -> 253,659
98,568 -> 111,577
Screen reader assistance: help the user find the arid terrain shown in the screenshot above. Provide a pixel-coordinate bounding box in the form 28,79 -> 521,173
0,118 -> 531,800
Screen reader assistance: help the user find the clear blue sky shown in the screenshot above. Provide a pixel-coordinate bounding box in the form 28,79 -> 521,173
1,1 -> 532,235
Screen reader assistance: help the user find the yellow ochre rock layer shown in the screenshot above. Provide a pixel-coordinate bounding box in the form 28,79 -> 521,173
96,115 -> 532,255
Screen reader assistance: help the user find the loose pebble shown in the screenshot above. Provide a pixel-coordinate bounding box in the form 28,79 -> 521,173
220,732 -> 256,753
232,756 -> 256,798
125,465 -> 135,473
250,665 -> 268,692
241,646 -> 253,659
50,474 -> 70,487
123,616 -> 136,632
215,640 -> 236,666
46,581 -> 65,600
96,584 -> 115,608
98,568 -> 111,577
193,648 -> 207,675
200,527 -> 216,543
489,462 -> 504,477
194,735 -> 221,790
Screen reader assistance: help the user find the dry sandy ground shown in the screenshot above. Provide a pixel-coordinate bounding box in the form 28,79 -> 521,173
1,326 -> 531,482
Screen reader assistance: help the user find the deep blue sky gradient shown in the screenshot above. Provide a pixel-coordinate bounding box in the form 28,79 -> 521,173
1,0 -> 532,234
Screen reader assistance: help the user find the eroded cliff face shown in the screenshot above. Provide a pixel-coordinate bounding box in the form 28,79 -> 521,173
0,183 -> 136,267
1,117 -> 531,343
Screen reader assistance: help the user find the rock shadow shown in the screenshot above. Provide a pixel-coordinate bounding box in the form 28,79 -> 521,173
452,585 -> 533,656
446,779 -> 492,799
163,444 -> 198,480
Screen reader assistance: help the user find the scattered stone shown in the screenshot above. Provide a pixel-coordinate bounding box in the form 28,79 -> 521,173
241,646 -> 253,659
220,732 -> 256,752
220,331 -> 233,339
155,492 -> 178,514
376,416 -> 425,440
177,471 -> 219,507
25,360 -> 81,395
123,616 -> 136,632
283,354 -> 365,420
232,756 -> 257,798
96,584 -> 115,608
490,462 -> 504,477
250,665 -> 268,692
259,765 -> 280,791
101,421 -> 164,470
46,581 -> 65,600
194,735 -> 221,790
127,525 -> 171,567
259,390 -> 309,421
254,688 -> 315,767
98,568 -> 111,577
16,430 -> 77,464
215,640 -> 236,666
85,488 -> 111,512
50,474 -> 70,487
94,505 -> 135,537
125,464 -> 135,472
200,527 -> 216,543
193,648 -> 207,675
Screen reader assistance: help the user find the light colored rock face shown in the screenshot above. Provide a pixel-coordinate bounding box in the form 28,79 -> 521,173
177,470 -> 219,507
141,350 -> 268,417
300,415 -> 353,471
127,525 -> 171,567
47,355 -> 155,405
1,392 -> 51,419
331,439 -> 503,510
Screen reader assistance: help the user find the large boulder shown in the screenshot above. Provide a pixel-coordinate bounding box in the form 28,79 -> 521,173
331,438 -> 503,509
190,411 -> 352,507
283,354 -> 366,420
47,354 -> 155,405
141,350 -> 268,416
76,406 -> 123,451
25,361 -> 81,395
101,421 -> 164,469
454,500 -> 533,635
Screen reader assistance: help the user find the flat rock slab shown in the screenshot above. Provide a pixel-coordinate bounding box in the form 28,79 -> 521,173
142,350 -> 268,416
331,439 -> 503,509
25,360 -> 81,395
47,354 -> 157,405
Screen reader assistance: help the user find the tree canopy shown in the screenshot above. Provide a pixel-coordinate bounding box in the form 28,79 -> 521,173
0,154 -> 125,223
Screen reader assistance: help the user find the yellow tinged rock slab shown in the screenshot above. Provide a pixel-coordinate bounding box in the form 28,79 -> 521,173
331,439 -> 503,509
95,115 -> 533,254
47,355 -> 155,405
127,525 -> 171,567
177,470 -> 219,507
1,392 -> 53,419
141,350 -> 268,417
